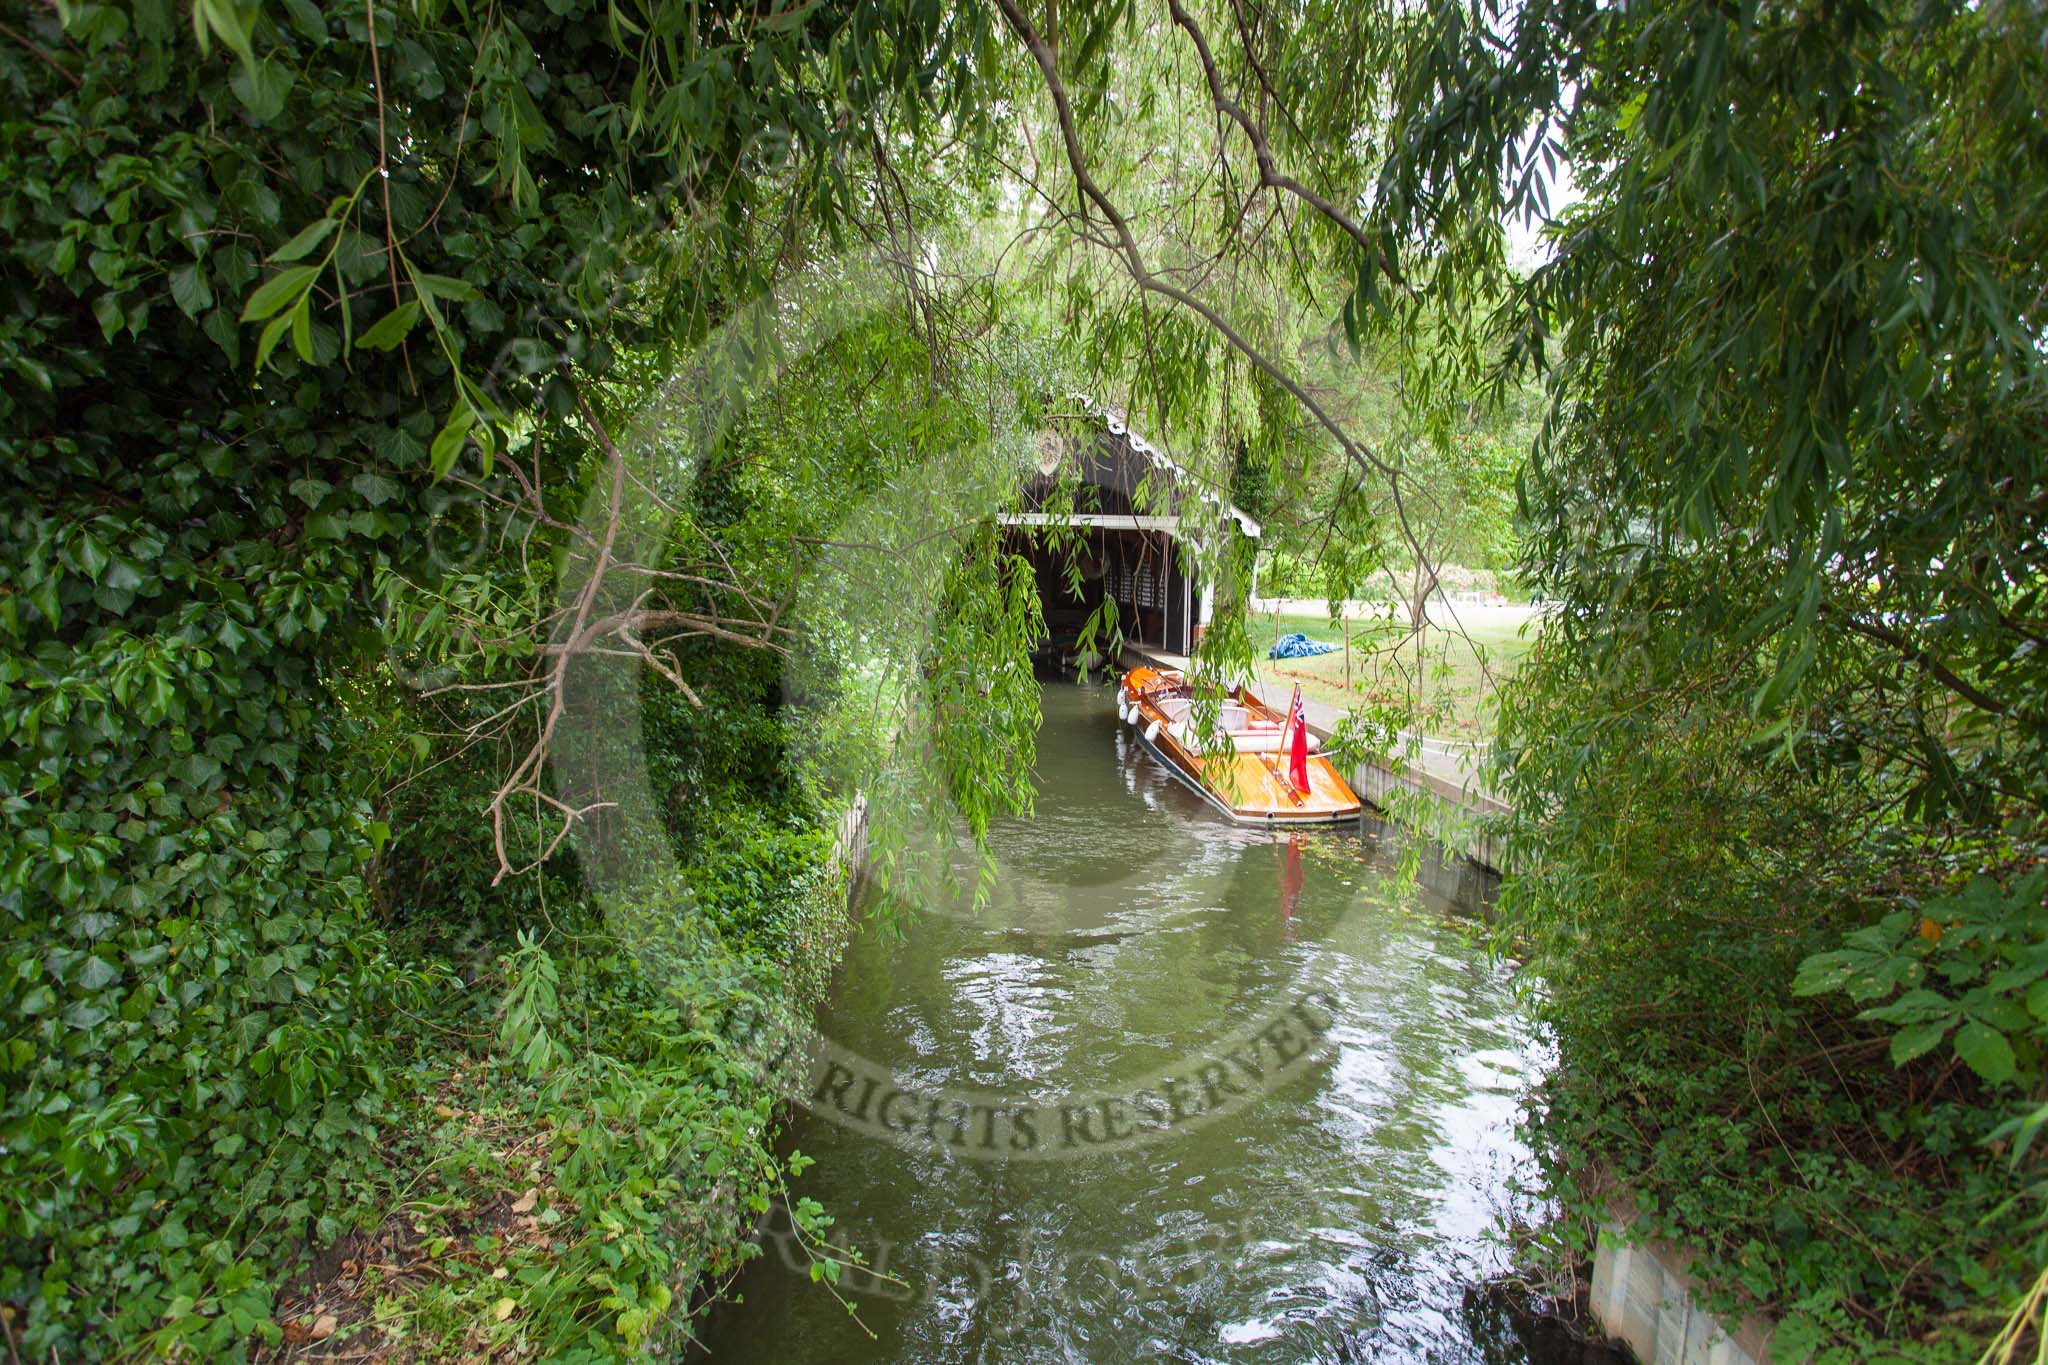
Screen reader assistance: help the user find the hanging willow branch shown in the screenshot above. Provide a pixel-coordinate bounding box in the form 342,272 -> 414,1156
990,0 -> 1497,705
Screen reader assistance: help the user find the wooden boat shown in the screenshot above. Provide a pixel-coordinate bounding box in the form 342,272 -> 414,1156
1117,666 -> 1362,825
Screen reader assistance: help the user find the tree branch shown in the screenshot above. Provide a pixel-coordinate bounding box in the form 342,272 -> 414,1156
473,386 -> 789,884
991,0 -> 1433,585
1823,604 -> 2010,718
1,20 -> 79,89
1163,0 -> 1398,286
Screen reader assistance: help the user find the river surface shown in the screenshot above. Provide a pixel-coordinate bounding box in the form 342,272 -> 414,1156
701,681 -> 1552,1363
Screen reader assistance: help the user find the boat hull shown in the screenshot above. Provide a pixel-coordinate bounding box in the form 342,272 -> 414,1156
1119,667 -> 1362,826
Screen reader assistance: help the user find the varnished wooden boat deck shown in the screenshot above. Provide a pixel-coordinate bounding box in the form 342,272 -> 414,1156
1122,667 -> 1362,825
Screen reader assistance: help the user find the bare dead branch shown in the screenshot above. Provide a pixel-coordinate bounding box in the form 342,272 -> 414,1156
471,384 -> 790,884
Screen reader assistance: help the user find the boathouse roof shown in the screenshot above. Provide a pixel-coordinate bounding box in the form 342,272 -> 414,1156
1003,392 -> 1263,542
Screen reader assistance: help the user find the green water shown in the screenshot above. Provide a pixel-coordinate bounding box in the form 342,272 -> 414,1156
700,681 -> 1549,1363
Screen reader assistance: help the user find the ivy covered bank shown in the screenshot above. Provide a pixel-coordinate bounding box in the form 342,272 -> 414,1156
0,0 -> 1045,1355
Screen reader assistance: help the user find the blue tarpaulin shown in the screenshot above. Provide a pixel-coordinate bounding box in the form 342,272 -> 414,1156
1269,632 -> 1339,659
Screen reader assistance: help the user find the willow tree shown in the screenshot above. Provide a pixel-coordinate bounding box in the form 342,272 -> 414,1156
1359,0 -> 2048,1353
964,0 -> 1530,767
979,0 -> 2048,1352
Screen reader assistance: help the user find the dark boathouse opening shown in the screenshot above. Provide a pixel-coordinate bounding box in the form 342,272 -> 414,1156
1001,403 -> 1262,660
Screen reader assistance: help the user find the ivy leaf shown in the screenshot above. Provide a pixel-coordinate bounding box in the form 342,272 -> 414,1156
28,574 -> 61,627
92,292 -> 126,342
351,473 -> 402,506
216,241 -> 259,289
202,306 -> 242,364
68,534 -> 111,581
1953,1021 -> 2017,1086
241,265 -> 319,322
63,1002 -> 112,1031
169,264 -> 215,320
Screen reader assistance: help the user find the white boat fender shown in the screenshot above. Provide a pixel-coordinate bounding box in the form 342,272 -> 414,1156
1143,719 -> 1161,743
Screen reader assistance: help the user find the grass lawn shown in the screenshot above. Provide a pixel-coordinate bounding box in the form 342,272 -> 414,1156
1248,608 -> 1537,739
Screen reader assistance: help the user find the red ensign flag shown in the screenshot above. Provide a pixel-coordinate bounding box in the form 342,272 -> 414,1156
1287,684 -> 1310,794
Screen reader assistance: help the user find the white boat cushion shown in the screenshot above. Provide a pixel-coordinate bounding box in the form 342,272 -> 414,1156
1166,719 -> 1319,754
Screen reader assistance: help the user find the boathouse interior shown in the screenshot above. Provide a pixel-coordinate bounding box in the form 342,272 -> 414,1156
999,409 -> 1261,659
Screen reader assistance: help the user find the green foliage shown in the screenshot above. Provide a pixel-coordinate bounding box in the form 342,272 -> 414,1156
498,931 -> 572,1080
334,835 -> 848,1360
924,527 -> 1046,835
17,0 -> 2039,1353
0,0 -> 1003,1351
677,806 -> 837,976
1493,661 -> 2036,1360
328,283 -> 1029,1354
472,877 -> 843,1359
1381,0 -> 2048,806
1350,0 -> 2048,1351
1227,439 -> 1274,525
1795,871 -> 2048,1089
1,478 -> 427,1352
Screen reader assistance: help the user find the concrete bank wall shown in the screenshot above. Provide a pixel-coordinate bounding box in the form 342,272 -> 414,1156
1591,1216 -> 1778,1364
1348,754 -> 1508,873
831,792 -> 870,887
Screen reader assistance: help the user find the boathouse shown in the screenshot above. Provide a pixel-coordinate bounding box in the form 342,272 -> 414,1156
1000,397 -> 1262,658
